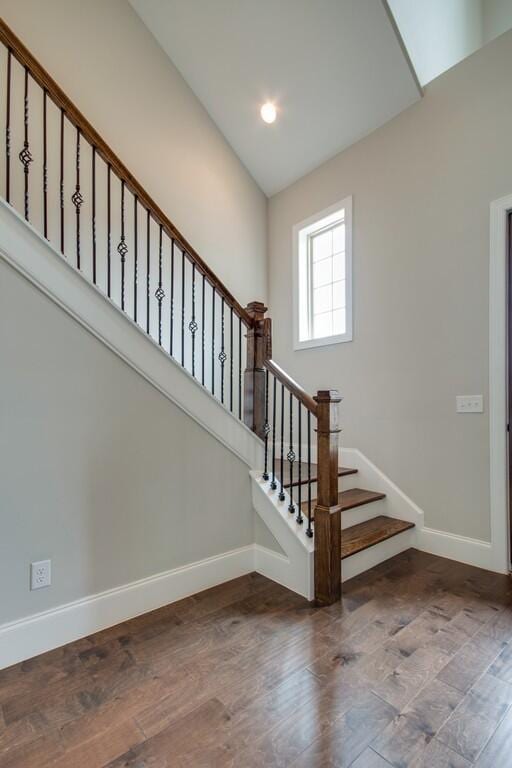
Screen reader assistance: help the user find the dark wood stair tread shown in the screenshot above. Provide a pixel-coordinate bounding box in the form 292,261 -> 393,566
282,463 -> 357,488
301,487 -> 385,515
341,516 -> 415,559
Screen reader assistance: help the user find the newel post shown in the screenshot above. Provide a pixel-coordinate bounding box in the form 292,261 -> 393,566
314,389 -> 342,606
243,301 -> 270,438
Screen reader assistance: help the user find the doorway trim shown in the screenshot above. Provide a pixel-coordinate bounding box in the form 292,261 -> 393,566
490,193 -> 512,573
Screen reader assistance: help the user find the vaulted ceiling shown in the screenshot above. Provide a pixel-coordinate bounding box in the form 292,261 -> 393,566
129,0 -> 422,196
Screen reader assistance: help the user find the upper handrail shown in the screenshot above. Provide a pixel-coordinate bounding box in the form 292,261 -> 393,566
264,358 -> 318,416
0,18 -> 253,327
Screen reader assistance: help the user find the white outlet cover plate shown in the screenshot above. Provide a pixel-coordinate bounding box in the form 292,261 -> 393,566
30,559 -> 51,590
456,395 -> 484,413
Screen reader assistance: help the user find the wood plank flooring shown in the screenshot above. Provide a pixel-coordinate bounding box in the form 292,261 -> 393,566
1,549 -> 511,767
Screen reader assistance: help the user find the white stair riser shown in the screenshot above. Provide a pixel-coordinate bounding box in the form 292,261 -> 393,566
341,498 -> 387,529
341,528 -> 416,582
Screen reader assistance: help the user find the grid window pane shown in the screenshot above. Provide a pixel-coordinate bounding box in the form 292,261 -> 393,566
333,279 -> 346,310
314,284 -> 332,314
333,252 -> 345,281
313,311 -> 332,339
312,229 -> 332,262
333,223 -> 345,254
333,308 -> 346,334
313,256 -> 333,288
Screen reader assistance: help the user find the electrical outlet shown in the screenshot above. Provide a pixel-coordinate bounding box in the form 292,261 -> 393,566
30,560 -> 51,590
456,395 -> 484,413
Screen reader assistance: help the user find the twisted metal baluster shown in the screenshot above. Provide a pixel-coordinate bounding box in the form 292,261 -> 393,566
146,210 -> 150,334
201,274 -> 206,385
118,179 -> 127,310
287,392 -> 296,513
169,238 -> 175,356
155,224 -> 164,345
19,67 -> 32,221
107,164 -> 112,296
219,297 -> 226,403
133,195 -> 138,322
296,401 -> 303,524
5,49 -> 11,203
279,383 -> 285,501
306,412 -> 313,537
211,287 -> 216,396
71,127 -> 83,268
42,89 -> 48,238
181,249 -> 186,366
59,108 -> 64,254
189,262 -> 197,377
92,147 -> 96,284
238,316 -> 242,419
270,375 -> 277,490
262,369 -> 270,480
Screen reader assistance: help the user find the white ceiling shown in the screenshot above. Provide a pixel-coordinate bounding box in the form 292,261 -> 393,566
129,0 -> 422,196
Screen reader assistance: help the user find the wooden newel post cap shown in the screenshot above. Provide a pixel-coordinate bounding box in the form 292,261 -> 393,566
245,301 -> 268,322
314,389 -> 342,404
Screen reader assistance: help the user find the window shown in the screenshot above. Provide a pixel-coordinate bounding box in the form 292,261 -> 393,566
293,197 -> 352,350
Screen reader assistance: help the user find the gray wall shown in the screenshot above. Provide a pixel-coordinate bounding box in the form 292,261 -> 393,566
268,30 -> 512,542
0,0 -> 267,307
0,260 -> 256,625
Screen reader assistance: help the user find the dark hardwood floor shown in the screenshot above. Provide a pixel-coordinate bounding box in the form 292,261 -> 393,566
1,549 -> 511,767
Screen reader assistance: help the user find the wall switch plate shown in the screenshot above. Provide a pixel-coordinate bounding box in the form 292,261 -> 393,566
456,395 -> 484,413
30,559 -> 51,590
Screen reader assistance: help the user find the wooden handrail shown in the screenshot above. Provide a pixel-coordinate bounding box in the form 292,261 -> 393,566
0,18 -> 253,327
264,359 -> 318,416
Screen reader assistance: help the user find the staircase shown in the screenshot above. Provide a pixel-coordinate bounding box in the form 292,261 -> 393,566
0,18 -> 416,608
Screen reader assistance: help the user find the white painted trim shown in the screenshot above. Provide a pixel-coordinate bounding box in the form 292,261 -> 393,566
489,194 -> 512,573
417,527 -> 496,572
0,200 -> 262,470
292,196 -> 353,351
0,545 -> 255,671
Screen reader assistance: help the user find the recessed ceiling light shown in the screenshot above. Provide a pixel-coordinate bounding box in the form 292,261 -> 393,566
260,102 -> 277,124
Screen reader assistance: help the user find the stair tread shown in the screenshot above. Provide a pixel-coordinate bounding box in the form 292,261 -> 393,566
341,515 -> 415,559
301,487 -> 385,515
283,464 -> 357,488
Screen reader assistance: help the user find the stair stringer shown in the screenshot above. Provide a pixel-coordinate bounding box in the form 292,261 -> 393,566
250,471 -> 314,600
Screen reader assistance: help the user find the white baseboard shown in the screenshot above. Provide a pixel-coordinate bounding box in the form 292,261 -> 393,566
0,545 -> 254,671
417,527 -> 502,573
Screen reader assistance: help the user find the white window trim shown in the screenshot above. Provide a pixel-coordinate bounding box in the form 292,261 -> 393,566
292,196 -> 353,351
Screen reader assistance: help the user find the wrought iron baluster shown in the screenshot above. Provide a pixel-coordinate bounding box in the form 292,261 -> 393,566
133,195 -> 138,322
155,224 -> 164,345
107,164 -> 111,297
288,392 -> 296,513
219,297 -> 226,403
279,383 -> 285,501
169,238 -> 175,356
201,274 -> 206,385
211,287 -> 216,396
189,262 -> 197,377
118,179 -> 127,310
238,316 -> 242,419
146,209 -> 150,334
230,308 -> 234,412
263,369 -> 270,480
181,249 -> 185,366
71,127 -> 83,269
296,401 -> 303,524
42,89 -> 47,238
19,67 -> 32,221
306,411 -> 313,537
5,48 -> 11,203
271,375 -> 277,489
92,147 -> 96,284
59,108 -> 64,254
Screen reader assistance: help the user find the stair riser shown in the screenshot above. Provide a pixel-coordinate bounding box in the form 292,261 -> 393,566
341,528 -> 416,582
341,499 -> 387,529
293,471 -> 359,500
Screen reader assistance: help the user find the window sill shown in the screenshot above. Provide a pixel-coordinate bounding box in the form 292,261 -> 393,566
294,332 -> 352,351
